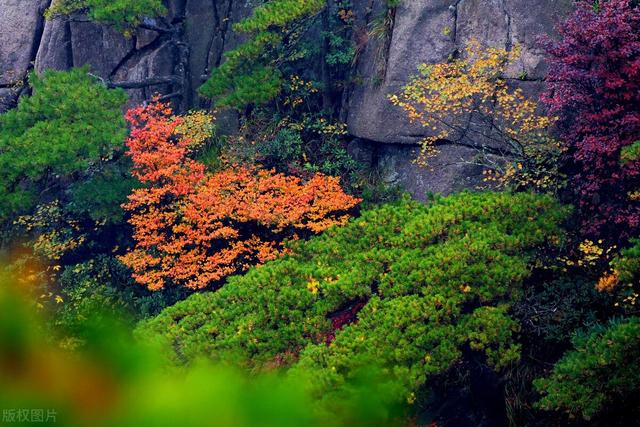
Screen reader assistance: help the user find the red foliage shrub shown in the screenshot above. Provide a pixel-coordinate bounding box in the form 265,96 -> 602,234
543,0 -> 640,239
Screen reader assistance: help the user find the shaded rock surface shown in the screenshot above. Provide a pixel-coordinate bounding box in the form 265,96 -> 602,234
0,0 -> 573,197
0,0 -> 50,109
348,138 -> 486,199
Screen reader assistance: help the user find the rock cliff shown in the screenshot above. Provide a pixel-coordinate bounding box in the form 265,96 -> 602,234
345,0 -> 573,195
0,0 -> 573,197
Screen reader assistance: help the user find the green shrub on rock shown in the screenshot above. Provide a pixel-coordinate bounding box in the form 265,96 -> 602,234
136,191 -> 569,401
199,0 -> 325,108
46,0 -> 166,31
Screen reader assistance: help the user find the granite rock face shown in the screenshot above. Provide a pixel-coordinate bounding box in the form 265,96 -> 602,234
1,0 -> 252,110
0,0 -> 50,109
344,0 -> 573,197
347,0 -> 573,144
0,0 -> 573,197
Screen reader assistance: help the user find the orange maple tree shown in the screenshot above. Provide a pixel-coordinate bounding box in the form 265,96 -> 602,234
119,102 -> 360,290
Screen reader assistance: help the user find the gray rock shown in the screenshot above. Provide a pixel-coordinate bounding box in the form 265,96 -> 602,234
0,88 -> 18,111
343,0 -> 572,194
69,20 -> 134,79
348,138 -> 487,199
0,0 -> 48,85
184,0 -> 223,106
136,27 -> 159,50
1,0 -> 254,114
346,0 -> 573,145
112,41 -> 176,107
35,17 -> 73,72
185,0 -> 252,107
347,0 -> 458,144
503,0 -> 574,79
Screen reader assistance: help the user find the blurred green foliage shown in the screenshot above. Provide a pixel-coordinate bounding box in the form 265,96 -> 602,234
59,256 -> 194,324
0,270 -> 405,427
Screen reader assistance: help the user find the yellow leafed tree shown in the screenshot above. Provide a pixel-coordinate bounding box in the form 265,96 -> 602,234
390,40 -> 564,191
